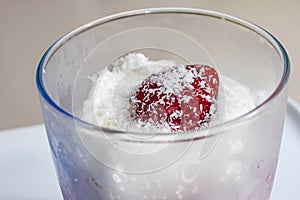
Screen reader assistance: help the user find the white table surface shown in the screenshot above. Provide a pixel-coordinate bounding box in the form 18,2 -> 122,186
0,99 -> 299,200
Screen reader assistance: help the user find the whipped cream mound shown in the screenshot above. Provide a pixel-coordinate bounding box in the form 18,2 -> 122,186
81,53 -> 258,132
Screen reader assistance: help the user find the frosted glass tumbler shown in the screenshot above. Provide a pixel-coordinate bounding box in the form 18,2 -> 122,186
36,8 -> 290,200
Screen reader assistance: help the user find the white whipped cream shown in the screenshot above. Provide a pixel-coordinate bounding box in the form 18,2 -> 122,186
81,53 -> 258,132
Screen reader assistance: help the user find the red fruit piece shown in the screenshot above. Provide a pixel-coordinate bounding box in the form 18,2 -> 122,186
129,64 -> 219,132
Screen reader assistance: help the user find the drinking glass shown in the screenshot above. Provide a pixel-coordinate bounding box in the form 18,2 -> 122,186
36,8 -> 290,200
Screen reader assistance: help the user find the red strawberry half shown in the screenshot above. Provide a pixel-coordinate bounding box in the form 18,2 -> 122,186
129,64 -> 219,132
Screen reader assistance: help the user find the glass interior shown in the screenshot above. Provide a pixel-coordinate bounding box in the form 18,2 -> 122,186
39,9 -> 289,135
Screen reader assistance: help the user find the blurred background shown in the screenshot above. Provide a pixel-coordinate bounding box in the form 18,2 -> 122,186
0,0 -> 299,130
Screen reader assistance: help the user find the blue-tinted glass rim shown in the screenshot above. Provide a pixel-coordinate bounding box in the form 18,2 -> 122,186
36,7 -> 290,138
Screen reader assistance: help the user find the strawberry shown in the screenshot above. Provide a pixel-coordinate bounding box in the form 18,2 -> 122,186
129,64 -> 219,132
